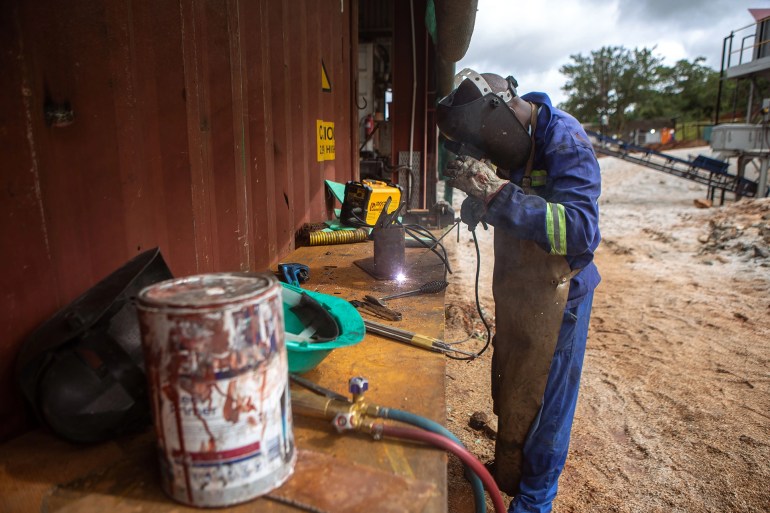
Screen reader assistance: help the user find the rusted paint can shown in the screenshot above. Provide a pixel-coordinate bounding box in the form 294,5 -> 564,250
136,273 -> 295,507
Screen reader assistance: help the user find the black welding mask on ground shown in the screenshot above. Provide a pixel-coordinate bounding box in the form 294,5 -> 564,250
15,248 -> 173,443
437,68 -> 532,171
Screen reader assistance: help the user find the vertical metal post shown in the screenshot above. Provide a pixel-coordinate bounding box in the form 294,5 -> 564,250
715,35 -> 731,126
758,153 -> 769,198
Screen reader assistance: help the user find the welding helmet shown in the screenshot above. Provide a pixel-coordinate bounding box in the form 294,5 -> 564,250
437,68 -> 532,171
15,248 -> 173,443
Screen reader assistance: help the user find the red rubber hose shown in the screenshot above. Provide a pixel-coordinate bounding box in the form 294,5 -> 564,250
376,423 -> 506,513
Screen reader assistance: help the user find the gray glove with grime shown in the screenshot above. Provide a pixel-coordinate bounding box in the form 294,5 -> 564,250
460,196 -> 488,231
445,156 -> 508,202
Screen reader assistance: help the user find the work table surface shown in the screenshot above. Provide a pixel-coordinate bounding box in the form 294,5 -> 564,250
0,241 -> 449,513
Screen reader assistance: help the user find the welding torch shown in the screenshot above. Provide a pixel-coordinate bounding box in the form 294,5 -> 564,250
363,319 -> 476,357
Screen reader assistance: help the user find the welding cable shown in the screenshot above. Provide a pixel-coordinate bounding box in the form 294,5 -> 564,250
408,221 -> 456,268
404,222 -> 448,250
344,208 -> 374,228
444,228 -> 493,361
404,224 -> 449,268
414,221 -> 463,284
373,423 -> 506,513
378,408 -> 486,513
402,224 -> 452,276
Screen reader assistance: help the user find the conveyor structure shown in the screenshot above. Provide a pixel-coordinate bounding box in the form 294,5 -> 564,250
586,130 -> 760,204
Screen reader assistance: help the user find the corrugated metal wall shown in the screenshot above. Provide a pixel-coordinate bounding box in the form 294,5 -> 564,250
0,0 -> 357,440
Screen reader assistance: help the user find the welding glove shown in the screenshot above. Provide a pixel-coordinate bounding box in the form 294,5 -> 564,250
445,156 -> 508,203
460,196 -> 488,231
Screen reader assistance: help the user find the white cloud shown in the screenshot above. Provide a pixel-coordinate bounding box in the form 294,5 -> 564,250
458,0 -> 766,106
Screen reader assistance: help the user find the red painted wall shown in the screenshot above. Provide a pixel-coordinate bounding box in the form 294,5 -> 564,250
0,0 -> 357,441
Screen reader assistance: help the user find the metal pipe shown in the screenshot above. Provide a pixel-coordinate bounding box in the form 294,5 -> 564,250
715,35 -> 729,125
758,154 -> 769,198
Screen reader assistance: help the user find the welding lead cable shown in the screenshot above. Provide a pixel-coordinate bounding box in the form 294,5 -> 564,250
401,223 -> 453,275
444,228 -> 493,361
404,225 -> 453,275
401,221 -> 460,280
373,423 -> 506,513
378,408 -> 486,513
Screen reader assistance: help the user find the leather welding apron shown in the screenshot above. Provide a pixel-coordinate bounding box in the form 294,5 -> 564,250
491,103 -> 576,495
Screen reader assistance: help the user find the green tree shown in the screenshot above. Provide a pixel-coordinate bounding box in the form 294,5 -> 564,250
658,57 -> 720,121
559,46 -> 663,133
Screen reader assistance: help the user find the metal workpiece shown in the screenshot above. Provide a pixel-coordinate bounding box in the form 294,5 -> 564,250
372,226 -> 406,279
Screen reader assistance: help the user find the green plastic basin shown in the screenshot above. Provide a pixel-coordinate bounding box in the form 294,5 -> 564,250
281,283 -> 365,373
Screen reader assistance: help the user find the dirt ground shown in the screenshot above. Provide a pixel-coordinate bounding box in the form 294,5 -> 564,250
441,147 -> 770,513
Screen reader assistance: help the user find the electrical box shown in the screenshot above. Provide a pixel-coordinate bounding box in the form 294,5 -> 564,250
710,124 -> 770,152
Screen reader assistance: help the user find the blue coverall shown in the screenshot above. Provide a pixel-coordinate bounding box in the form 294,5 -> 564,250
484,92 -> 602,513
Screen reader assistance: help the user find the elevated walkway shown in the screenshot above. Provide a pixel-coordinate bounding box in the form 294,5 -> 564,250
586,130 -> 760,204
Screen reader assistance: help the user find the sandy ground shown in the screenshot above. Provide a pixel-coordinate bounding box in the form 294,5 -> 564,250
441,147 -> 770,513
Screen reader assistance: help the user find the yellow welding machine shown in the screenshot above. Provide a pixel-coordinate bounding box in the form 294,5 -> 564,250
340,179 -> 403,226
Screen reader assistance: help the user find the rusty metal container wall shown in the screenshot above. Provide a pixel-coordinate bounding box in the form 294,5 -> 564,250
0,0 -> 356,441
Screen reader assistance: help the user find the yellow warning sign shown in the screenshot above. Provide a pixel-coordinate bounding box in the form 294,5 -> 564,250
321,60 -> 332,92
317,120 -> 335,161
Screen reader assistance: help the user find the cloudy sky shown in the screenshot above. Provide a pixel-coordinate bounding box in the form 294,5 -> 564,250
458,0 -> 770,106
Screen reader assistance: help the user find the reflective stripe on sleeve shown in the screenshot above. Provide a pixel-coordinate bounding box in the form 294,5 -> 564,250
530,169 -> 547,187
546,202 -> 567,255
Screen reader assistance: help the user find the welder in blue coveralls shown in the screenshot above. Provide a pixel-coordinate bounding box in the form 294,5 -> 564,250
436,69 -> 601,513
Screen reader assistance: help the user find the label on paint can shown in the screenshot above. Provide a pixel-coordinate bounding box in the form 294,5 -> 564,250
137,273 -> 295,507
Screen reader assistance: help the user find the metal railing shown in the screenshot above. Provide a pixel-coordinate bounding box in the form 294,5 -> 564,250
715,15 -> 770,125
722,18 -> 770,70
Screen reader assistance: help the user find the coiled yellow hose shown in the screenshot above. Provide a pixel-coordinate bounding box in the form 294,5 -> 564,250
308,228 -> 369,246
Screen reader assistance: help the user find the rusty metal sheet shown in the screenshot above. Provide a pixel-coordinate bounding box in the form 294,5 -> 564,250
283,242 -> 449,513
0,431 -> 437,513
1,0 -> 358,441
38,443 -> 437,513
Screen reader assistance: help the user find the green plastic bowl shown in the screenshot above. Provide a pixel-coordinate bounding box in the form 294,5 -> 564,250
281,283 -> 365,373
